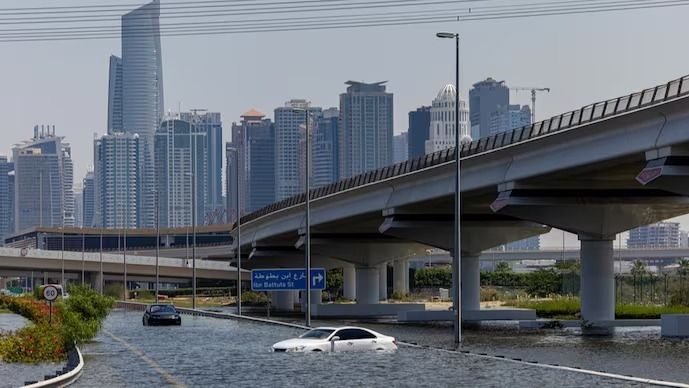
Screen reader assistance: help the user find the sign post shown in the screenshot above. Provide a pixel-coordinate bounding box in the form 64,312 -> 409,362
251,269 -> 326,291
43,285 -> 58,324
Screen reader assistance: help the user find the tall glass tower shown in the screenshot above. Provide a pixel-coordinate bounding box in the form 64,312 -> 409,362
121,0 -> 164,228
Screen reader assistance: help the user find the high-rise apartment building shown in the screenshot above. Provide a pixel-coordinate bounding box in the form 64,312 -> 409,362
338,81 -> 393,179
82,171 -> 95,228
119,0 -> 164,228
0,157 -> 14,240
426,84 -> 470,154
393,132 -> 408,163
488,104 -> 531,135
628,222 -> 681,249
13,126 -> 73,231
225,143 -> 238,224
73,191 -> 83,228
107,55 -> 123,134
275,100 -> 321,200
312,108 -> 339,188
408,106 -> 431,159
93,132 -> 141,229
179,112 -> 223,217
155,119 -> 207,227
469,78 -> 509,139
229,110 -> 276,213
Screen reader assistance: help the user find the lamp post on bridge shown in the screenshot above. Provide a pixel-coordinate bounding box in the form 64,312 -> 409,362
436,31 -> 462,348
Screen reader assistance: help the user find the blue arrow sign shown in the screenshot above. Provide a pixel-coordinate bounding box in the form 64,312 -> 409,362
251,268 -> 326,291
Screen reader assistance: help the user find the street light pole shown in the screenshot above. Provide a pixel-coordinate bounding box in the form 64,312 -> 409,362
154,189 -> 160,303
235,140 -> 242,316
437,32 -> 462,348
304,106 -> 312,327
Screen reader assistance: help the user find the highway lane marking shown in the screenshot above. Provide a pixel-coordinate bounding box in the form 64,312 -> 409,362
103,329 -> 187,388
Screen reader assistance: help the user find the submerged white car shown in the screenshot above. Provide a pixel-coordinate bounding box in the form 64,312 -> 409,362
272,326 -> 397,353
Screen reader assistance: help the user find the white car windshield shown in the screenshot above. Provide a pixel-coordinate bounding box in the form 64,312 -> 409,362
299,329 -> 335,339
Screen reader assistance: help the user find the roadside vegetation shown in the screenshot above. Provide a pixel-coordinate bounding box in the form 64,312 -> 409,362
0,285 -> 113,363
505,296 -> 689,319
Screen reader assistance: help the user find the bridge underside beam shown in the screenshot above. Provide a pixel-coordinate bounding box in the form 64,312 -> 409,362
637,147 -> 689,196
379,212 -> 550,253
246,246 -> 345,270
295,234 -> 423,267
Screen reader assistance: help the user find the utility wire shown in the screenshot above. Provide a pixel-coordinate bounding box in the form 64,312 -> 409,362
0,0 -> 684,42
0,0 -> 655,33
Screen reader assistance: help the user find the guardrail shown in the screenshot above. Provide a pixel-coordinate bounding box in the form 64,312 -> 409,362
238,75 -> 689,225
22,346 -> 84,388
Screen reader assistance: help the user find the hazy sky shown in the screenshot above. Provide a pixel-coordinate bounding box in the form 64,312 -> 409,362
2,0 -> 689,246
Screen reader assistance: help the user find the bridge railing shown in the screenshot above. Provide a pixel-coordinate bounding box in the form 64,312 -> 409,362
239,75 -> 689,225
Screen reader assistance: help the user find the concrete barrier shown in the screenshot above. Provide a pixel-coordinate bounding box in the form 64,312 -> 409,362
661,314 -> 689,337
311,303 -> 425,318
399,308 -> 536,322
22,346 -> 83,388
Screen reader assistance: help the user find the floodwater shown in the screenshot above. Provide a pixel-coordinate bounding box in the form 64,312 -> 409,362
73,310 -> 651,387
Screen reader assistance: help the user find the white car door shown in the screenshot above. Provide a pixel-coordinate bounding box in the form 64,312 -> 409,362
332,329 -> 378,352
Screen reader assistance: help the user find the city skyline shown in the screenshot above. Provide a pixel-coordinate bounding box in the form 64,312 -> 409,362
3,0 -> 689,243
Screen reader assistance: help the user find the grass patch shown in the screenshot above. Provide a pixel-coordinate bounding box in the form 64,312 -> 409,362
507,296 -> 689,319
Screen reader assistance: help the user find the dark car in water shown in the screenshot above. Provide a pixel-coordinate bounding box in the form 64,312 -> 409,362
142,304 -> 182,326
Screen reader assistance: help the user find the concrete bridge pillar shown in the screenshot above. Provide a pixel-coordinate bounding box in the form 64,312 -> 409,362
393,259 -> 408,295
343,266 -> 356,300
580,236 -> 615,322
378,262 -> 388,301
89,272 -> 103,293
355,267 -> 379,304
272,291 -> 296,311
300,290 -> 322,309
461,255 -> 481,311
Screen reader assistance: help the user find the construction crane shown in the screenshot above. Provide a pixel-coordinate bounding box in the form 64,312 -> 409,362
511,87 -> 551,123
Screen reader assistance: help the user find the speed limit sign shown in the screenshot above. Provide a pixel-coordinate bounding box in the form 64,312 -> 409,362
43,285 -> 58,301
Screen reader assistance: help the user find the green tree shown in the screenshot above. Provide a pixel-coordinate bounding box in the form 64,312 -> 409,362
677,259 -> 689,277
495,261 -> 512,273
631,260 -> 647,277
326,268 -> 343,298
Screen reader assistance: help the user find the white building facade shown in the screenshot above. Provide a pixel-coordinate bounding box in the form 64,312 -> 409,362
425,84 -> 470,154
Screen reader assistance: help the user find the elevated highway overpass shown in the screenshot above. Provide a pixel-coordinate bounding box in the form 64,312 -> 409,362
0,247 -> 246,289
231,74 -> 689,322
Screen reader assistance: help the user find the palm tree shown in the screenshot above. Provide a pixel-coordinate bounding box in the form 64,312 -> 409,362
678,259 -> 689,305
631,260 -> 647,277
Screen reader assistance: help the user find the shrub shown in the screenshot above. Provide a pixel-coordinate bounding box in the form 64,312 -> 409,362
414,267 -> 452,288
104,283 -> 125,299
0,324 -> 65,363
241,291 -> 269,306
525,269 -> 561,297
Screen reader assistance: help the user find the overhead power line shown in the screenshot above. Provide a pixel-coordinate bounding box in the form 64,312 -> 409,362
0,0 -> 684,42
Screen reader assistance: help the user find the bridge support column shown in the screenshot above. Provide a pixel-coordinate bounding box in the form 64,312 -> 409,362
461,254 -> 481,311
393,259 -> 408,295
343,266 -> 356,300
300,290 -> 322,309
580,236 -> 615,323
272,291 -> 296,312
355,267 -> 379,304
378,262 -> 388,301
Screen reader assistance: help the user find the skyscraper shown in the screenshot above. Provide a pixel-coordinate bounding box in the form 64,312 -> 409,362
121,0 -> 164,228
0,156 -> 14,240
393,132 -> 408,163
426,84 -> 470,154
407,106 -> 431,159
155,118 -> 207,227
275,100 -> 321,200
74,191 -> 83,228
488,104 -> 531,135
229,110 -> 276,213
82,171 -> 95,228
628,222 -> 681,249
13,126 -> 72,231
107,55 -> 123,134
94,132 -> 141,229
180,111 -> 223,218
338,81 -> 394,179
225,143 -> 238,224
469,78 -> 509,139
312,107 -> 339,188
